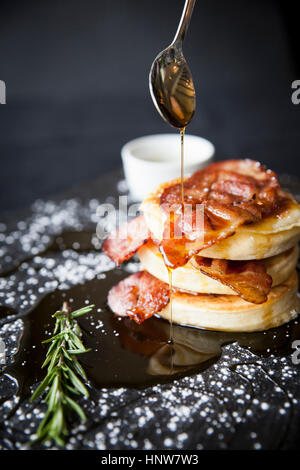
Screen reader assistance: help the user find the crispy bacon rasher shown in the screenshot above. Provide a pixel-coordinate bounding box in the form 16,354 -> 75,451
160,159 -> 280,211
102,215 -> 149,265
107,271 -> 170,324
159,159 -> 288,268
191,257 -> 272,304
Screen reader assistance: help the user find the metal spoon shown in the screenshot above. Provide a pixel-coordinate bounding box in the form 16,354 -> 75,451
149,0 -> 196,129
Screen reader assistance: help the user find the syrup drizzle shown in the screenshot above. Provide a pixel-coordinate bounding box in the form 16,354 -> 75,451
180,127 -> 185,205
161,127 -> 187,351
164,127 -> 185,350
167,267 -> 174,375
167,267 -> 174,344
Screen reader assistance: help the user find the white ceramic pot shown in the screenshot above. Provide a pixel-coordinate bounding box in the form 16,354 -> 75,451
121,133 -> 215,201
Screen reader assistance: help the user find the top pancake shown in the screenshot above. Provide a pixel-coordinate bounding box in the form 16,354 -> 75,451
141,176 -> 300,261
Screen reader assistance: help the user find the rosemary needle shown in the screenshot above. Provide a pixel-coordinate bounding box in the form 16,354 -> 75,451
30,301 -> 94,447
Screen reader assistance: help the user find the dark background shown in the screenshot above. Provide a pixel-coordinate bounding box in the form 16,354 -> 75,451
0,0 -> 299,215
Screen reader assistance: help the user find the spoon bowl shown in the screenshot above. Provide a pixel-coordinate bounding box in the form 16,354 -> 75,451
149,0 -> 196,129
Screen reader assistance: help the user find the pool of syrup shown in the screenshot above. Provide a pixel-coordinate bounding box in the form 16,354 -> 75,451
1,231 -> 299,401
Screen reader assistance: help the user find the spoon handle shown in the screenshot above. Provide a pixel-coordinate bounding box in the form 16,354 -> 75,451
172,0 -> 196,45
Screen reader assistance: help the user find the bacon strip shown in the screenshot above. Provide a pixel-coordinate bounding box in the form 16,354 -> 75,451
102,215 -> 150,265
159,159 -> 289,267
107,271 -> 170,323
191,256 -> 272,304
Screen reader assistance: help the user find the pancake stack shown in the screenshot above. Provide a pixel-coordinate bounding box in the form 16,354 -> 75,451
104,159 -> 300,332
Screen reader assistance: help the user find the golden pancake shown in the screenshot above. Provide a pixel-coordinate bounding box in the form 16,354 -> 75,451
157,271 -> 299,332
141,179 -> 300,260
138,242 -> 299,296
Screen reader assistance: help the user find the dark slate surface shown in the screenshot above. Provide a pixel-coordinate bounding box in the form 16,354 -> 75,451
0,169 -> 300,450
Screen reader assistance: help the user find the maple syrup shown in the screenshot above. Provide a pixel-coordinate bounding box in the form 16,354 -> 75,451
161,126 -> 186,344
1,262 -> 299,398
167,267 -> 174,346
180,127 -> 186,205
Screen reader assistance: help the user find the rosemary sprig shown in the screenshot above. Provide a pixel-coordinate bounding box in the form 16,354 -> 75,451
30,301 -> 95,447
